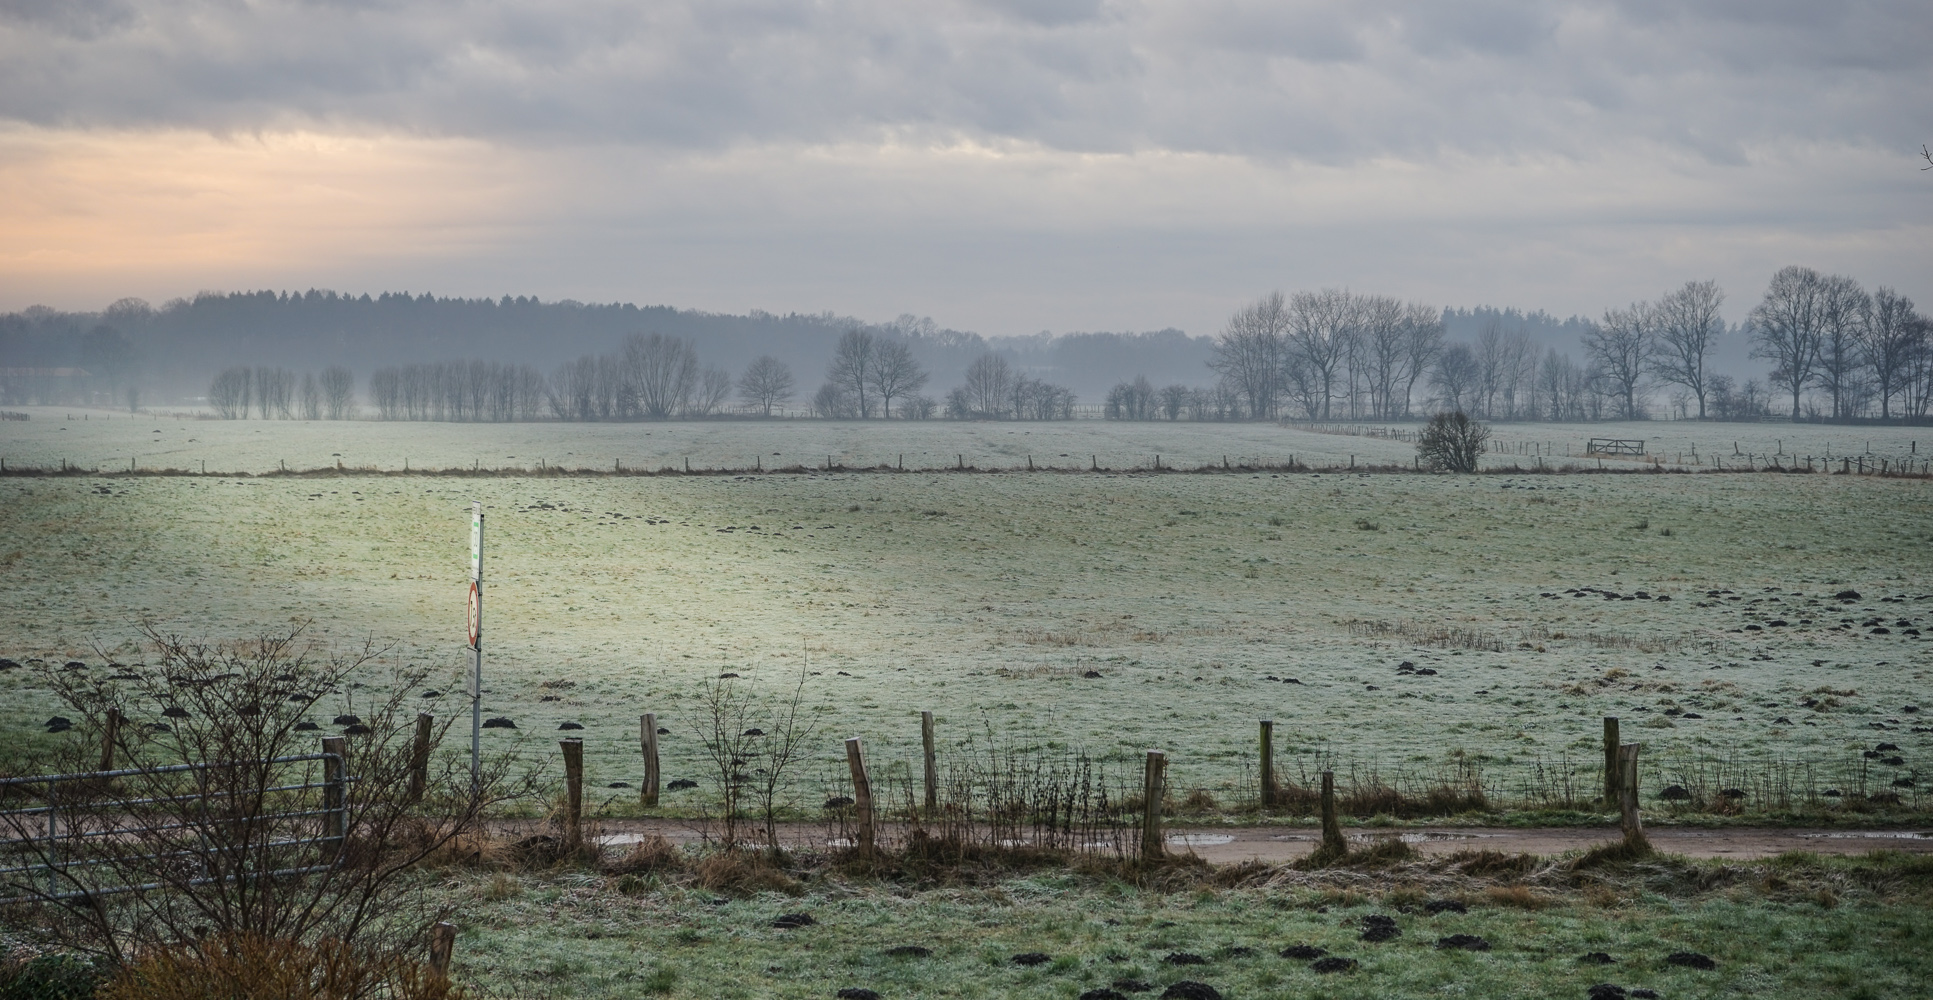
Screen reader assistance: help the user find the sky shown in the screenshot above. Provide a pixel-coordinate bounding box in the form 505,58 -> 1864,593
1,0 -> 1928,337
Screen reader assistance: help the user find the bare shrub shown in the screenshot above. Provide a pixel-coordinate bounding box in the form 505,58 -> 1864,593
0,622 -> 534,974
94,931 -> 462,1000
1416,411 -> 1489,472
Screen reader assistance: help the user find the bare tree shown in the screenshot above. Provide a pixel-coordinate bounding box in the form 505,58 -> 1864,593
1399,304 -> 1444,418
688,366 -> 733,417
866,339 -> 929,418
1750,265 -> 1826,421
812,381 -> 857,419
827,328 -> 877,418
1428,343 -> 1479,412
208,367 -> 250,419
298,372 -> 321,420
1648,280 -> 1725,419
1286,289 -> 1357,419
1209,291 -> 1288,420
1813,274 -> 1870,420
318,366 -> 355,420
1357,295 -> 1411,419
1862,288 -> 1926,419
1583,304 -> 1652,420
619,333 -> 698,419
963,353 -> 1014,417
737,355 -> 795,416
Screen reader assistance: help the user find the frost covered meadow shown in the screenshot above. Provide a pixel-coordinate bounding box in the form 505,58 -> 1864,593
1,415 -> 1930,807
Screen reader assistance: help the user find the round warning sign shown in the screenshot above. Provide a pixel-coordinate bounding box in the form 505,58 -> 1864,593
467,580 -> 482,648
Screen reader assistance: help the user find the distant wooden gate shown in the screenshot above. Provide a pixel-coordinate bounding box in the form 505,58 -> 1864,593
1586,439 -> 1645,456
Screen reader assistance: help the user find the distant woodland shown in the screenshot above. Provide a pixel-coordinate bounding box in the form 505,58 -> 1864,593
2,267 -> 1926,423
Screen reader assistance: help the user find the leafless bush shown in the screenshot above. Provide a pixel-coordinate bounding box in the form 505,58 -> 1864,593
0,622 -> 535,971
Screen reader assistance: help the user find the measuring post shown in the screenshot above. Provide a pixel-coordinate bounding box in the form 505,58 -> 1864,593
467,501 -> 484,799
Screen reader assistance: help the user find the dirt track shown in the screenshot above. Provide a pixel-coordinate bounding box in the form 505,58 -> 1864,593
574,819 -> 1933,863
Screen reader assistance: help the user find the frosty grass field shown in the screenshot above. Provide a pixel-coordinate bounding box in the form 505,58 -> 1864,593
2,413 -> 1930,810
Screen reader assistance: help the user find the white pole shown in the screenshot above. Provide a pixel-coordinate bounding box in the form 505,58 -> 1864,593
469,500 -> 484,798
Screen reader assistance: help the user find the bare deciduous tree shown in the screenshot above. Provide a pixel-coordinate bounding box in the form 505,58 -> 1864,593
1428,343 -> 1479,412
1287,289 -> 1357,419
318,366 -> 355,420
1648,279 -> 1725,419
1861,288 -> 1926,420
737,355 -> 795,417
866,339 -> 928,418
1750,265 -> 1826,422
1812,273 -> 1870,420
826,328 -> 877,418
1583,304 -> 1652,420
208,367 -> 250,419
1209,291 -> 1289,420
688,366 -> 733,417
619,333 -> 698,419
963,353 -> 1014,417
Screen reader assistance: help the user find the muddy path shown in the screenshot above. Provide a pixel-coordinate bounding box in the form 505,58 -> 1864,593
527,819 -> 1933,863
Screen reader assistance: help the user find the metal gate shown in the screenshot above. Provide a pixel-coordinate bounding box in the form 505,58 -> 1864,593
0,751 -> 348,906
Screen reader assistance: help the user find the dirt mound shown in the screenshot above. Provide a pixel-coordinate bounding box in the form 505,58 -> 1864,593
835,989 -> 880,1000
1665,951 -> 1716,970
1579,952 -> 1616,965
883,946 -> 931,958
1159,982 -> 1222,1000
1309,956 -> 1359,973
772,913 -> 816,929
1279,945 -> 1327,960
1110,979 -> 1154,993
1425,899 -> 1468,915
1012,952 -> 1051,966
1359,914 -> 1400,942
1436,935 -> 1491,951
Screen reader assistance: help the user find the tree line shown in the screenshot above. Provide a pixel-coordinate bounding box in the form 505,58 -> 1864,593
1144,269 -> 1929,424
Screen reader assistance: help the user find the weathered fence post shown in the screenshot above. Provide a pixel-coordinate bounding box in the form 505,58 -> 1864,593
98,707 -> 121,773
408,712 -> 433,803
920,711 -> 938,815
640,713 -> 660,807
321,736 -> 348,862
1319,770 -> 1346,856
561,738 -> 584,849
1258,720 -> 1275,808
845,737 -> 876,856
428,921 -> 456,985
1618,742 -> 1647,849
1602,716 -> 1620,807
1140,749 -> 1166,861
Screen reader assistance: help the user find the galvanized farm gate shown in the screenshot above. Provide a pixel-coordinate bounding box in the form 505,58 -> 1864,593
0,748 -> 348,905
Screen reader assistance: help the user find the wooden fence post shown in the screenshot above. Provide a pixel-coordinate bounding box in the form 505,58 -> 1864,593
98,707 -> 121,773
1258,720 -> 1275,808
1618,742 -> 1647,849
561,738 -> 584,848
1602,716 -> 1619,808
845,737 -> 875,856
920,711 -> 938,815
1140,750 -> 1166,861
1319,770 -> 1346,856
321,736 -> 348,862
640,713 -> 660,807
408,712 -> 433,803
428,921 -> 456,984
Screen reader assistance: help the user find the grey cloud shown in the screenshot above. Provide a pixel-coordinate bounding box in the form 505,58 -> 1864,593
0,0 -> 1926,162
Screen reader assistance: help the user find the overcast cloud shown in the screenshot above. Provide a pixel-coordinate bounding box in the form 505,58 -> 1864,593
1,0 -> 1927,333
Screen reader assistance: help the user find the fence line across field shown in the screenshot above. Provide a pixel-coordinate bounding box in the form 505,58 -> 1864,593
471,717 -> 1925,819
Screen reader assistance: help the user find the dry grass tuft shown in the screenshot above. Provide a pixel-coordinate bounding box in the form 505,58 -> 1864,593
603,835 -> 685,876
96,933 -> 463,1000
1483,885 -> 1553,910
693,849 -> 804,896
